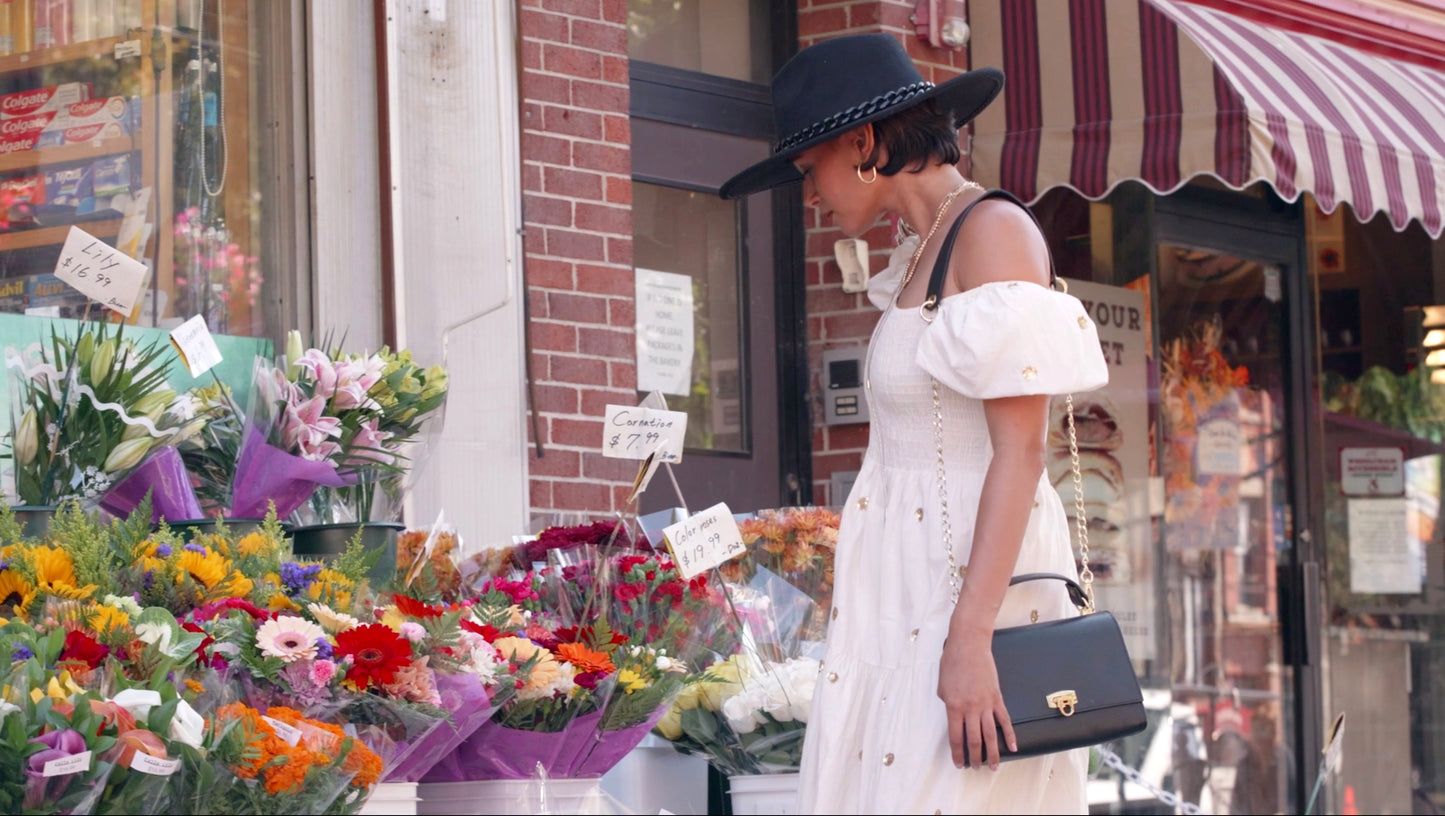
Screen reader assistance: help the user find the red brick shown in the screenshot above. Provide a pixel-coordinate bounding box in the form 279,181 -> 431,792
522,40 -> 542,70
572,20 -> 627,53
528,290 -> 549,318
543,166 -> 603,199
578,326 -> 634,357
521,9 -> 570,42
810,284 -> 866,314
583,451 -> 633,481
522,70 -> 571,105
532,384 -> 579,414
524,223 -> 546,255
549,355 -> 609,385
522,162 -> 542,192
605,176 -> 632,205
813,451 -> 865,477
546,228 -> 607,261
551,480 -> 612,512
530,320 -> 578,352
806,229 -> 843,258
542,105 -> 603,140
547,291 -> 609,322
524,193 -> 572,227
602,55 -> 629,85
799,7 -> 848,37
600,0 -> 627,24
609,361 -> 637,389
573,142 -> 630,176
849,3 -> 882,28
823,312 -> 880,339
543,43 -> 602,79
575,202 -> 631,233
580,387 -> 634,415
523,132 -> 571,165
529,479 -> 551,508
575,264 -> 633,296
606,236 -> 632,266
608,297 -> 635,326
827,422 -> 871,450
880,3 -> 916,30
530,447 -> 581,477
529,350 -> 549,379
571,79 -> 629,114
542,0 -> 601,18
552,418 -> 605,447
603,114 -> 630,144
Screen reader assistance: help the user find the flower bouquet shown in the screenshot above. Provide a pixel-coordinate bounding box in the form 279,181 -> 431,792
722,507 -> 838,643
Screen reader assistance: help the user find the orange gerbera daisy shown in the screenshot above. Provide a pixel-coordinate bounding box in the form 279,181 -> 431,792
556,641 -> 615,674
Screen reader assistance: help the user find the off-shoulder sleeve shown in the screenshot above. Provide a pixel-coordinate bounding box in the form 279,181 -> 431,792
915,281 -> 1109,399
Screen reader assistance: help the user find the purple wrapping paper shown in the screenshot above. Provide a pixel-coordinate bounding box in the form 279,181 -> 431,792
383,673 -> 498,783
421,707 -> 668,782
99,445 -> 203,522
230,425 -> 348,519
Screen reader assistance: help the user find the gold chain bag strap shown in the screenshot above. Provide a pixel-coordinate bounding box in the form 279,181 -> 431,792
921,189 -> 1145,765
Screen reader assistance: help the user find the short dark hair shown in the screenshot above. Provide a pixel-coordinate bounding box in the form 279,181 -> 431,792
859,100 -> 962,176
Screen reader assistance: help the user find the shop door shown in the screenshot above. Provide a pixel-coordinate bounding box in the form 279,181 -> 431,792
630,119 -> 792,514
1148,201 -> 1311,815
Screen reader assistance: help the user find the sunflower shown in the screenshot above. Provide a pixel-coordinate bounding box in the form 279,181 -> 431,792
304,569 -> 354,610
236,532 -> 276,558
333,624 -> 412,689
177,548 -> 231,589
268,593 -> 301,612
0,570 -> 35,616
88,603 -> 130,634
210,571 -> 255,600
27,545 -> 78,587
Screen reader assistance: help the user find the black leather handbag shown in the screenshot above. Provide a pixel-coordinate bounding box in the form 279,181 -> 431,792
922,189 -> 1148,765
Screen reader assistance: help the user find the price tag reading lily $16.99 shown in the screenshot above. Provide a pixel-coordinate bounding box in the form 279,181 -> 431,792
661,502 -> 745,580
53,226 -> 149,317
602,404 -> 686,464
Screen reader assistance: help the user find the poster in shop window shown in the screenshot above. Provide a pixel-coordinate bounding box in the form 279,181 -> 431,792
1047,279 -> 1155,660
634,269 -> 695,397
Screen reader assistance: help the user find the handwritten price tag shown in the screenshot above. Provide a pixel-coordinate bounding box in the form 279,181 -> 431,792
263,716 -> 304,747
602,405 -> 686,464
43,750 -> 92,777
130,753 -> 181,776
661,502 -> 745,580
53,226 -> 148,316
169,315 -> 224,377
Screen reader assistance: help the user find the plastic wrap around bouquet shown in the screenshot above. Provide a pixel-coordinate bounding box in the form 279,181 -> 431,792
99,445 -> 204,523
424,543 -> 735,782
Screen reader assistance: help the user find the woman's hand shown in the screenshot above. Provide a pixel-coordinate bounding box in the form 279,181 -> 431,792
938,628 -> 1016,771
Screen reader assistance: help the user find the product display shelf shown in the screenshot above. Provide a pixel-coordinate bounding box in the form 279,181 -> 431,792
0,33 -> 148,74
0,135 -> 137,175
0,218 -> 120,251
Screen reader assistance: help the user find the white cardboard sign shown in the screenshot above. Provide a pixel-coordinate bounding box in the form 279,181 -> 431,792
43,750 -> 92,777
661,502 -> 745,580
53,226 -> 148,316
169,315 -> 224,378
602,405 -> 686,464
1339,446 -> 1405,496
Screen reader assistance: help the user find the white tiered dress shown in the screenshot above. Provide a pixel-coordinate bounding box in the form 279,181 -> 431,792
796,236 -> 1108,815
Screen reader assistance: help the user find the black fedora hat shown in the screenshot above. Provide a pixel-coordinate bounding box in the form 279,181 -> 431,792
719,34 -> 1004,199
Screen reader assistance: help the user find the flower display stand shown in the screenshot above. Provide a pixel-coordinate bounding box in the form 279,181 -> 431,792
729,772 -> 801,815
418,778 -> 606,814
359,782 -> 419,815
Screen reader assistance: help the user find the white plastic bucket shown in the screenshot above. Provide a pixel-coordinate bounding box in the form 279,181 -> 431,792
417,778 -> 606,815
728,773 -> 801,815
359,782 -> 419,815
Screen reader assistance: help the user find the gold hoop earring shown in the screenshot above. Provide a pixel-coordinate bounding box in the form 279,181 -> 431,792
856,165 -> 878,184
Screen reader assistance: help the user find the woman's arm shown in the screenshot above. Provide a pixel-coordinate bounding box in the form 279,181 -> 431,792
935,199 -> 1054,771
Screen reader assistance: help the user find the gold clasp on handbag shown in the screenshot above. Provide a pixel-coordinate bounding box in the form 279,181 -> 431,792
1047,690 -> 1078,717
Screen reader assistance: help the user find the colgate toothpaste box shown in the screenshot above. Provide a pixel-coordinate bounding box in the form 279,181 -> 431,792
0,112 -> 59,155
37,97 -> 130,147
0,83 -> 92,120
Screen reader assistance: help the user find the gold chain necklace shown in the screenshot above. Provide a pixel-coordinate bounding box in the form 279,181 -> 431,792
899,181 -> 980,292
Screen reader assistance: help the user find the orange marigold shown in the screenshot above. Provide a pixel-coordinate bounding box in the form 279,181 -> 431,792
263,746 -> 316,794
556,641 -> 615,674
346,740 -> 384,788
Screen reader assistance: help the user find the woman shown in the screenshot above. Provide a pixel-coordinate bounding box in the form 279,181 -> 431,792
720,35 -> 1108,814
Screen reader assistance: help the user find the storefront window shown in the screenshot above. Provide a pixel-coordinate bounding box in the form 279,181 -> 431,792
627,0 -> 773,83
1312,197 -> 1445,815
0,1 -> 289,340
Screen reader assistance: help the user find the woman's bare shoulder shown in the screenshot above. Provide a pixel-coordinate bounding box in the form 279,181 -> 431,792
949,197 -> 1051,291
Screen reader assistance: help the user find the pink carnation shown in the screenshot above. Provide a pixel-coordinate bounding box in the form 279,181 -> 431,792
310,659 -> 338,685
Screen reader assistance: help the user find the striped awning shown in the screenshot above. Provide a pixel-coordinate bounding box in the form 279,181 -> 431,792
968,0 -> 1445,237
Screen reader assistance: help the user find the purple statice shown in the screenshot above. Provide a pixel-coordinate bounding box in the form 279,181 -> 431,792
11,645 -> 32,661
314,638 -> 333,661
183,543 -> 207,554
143,570 -> 155,589
0,561 -> 8,571
279,562 -> 323,595
154,543 -> 172,557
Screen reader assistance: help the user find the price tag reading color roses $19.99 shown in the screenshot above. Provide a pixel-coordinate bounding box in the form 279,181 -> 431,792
661,502 -> 745,580
602,404 -> 686,463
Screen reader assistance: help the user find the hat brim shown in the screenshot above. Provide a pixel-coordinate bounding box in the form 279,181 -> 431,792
718,67 -> 1004,200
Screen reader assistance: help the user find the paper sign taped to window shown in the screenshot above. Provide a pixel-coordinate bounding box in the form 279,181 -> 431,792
662,502 -> 745,580
602,405 -> 686,464
53,226 -> 147,316
170,315 -> 224,378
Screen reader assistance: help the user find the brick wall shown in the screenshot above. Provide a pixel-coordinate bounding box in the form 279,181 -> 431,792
520,0 -> 640,519
799,1 -> 974,504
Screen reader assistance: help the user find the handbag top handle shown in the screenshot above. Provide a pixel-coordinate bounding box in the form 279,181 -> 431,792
921,188 -> 1061,315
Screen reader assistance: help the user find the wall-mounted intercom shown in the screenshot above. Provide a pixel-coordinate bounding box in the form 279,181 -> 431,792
822,346 -> 869,425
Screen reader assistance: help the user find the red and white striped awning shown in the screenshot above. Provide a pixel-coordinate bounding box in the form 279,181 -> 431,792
968,0 -> 1445,237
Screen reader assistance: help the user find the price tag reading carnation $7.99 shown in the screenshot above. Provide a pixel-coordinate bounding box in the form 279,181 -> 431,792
661,502 -> 745,580
602,405 -> 686,464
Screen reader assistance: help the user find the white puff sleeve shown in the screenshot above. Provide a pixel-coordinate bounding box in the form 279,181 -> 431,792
915,281 -> 1109,399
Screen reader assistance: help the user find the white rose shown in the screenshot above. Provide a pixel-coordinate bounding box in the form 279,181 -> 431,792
111,688 -> 162,721
722,691 -> 761,735
169,700 -> 206,750
134,622 -> 173,655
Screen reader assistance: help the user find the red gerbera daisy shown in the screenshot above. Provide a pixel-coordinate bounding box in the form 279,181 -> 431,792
459,619 -> 503,642
334,624 -> 413,689
393,594 -> 443,619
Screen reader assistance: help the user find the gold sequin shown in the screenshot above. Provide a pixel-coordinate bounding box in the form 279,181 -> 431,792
857,497 -> 869,510
832,607 -> 839,621
827,672 -> 839,683
1031,609 -> 1040,623
1078,316 -> 1088,329
883,753 -> 895,766
915,508 -> 924,521
909,628 -> 920,641
1022,366 -> 1038,380
1032,500 -> 1039,508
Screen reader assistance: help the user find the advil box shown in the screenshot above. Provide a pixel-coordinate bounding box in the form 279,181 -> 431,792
0,83 -> 91,119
